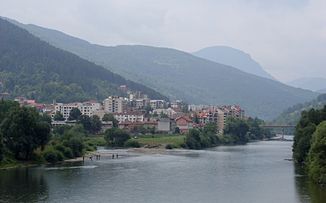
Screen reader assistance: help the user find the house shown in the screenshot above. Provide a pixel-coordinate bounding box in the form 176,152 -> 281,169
118,121 -> 157,132
157,118 -> 176,133
175,116 -> 193,133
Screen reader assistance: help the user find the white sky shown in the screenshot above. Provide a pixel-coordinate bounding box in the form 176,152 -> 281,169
0,0 -> 325,82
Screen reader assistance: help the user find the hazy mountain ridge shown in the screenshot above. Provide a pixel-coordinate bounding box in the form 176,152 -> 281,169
0,18 -> 166,103
9,18 -> 318,120
288,77 -> 326,92
193,46 -> 274,80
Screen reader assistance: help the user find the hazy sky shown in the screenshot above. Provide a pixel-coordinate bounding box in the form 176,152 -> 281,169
0,0 -> 325,82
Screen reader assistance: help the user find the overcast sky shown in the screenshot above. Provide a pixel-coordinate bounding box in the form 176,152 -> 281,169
0,0 -> 325,82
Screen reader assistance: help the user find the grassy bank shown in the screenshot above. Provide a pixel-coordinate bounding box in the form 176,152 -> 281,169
134,134 -> 185,148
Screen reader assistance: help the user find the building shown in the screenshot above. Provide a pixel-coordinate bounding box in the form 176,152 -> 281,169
54,101 -> 101,120
149,100 -> 166,109
103,96 -> 126,113
152,107 -> 178,118
135,98 -> 149,109
113,111 -> 145,123
157,118 -> 176,133
118,121 -> 157,132
175,116 -> 193,134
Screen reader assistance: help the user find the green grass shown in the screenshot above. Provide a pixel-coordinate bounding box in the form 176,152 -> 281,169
135,134 -> 185,148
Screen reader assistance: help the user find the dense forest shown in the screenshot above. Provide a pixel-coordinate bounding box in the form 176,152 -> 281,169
0,18 -> 167,103
293,106 -> 326,185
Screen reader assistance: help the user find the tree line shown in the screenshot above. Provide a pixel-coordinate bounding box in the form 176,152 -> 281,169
183,117 -> 271,150
293,106 -> 326,185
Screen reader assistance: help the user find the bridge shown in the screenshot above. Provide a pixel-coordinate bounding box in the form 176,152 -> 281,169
260,125 -> 296,141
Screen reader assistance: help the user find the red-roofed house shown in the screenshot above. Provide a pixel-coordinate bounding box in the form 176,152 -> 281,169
175,116 -> 193,133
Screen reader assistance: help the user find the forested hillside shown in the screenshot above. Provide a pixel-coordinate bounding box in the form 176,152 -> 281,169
273,94 -> 326,125
0,19 -> 166,103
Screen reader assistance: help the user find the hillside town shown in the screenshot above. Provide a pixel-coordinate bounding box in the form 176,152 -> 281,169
14,85 -> 245,135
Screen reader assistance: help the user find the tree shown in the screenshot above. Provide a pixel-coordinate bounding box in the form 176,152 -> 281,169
90,115 -> 102,134
174,127 -> 180,134
102,113 -> 118,127
0,132 -> 3,162
54,111 -> 65,121
293,106 -> 326,163
308,121 -> 326,184
1,107 -> 51,160
68,108 -> 82,120
104,128 -> 130,147
224,118 -> 249,144
34,121 -> 51,150
78,115 -> 92,132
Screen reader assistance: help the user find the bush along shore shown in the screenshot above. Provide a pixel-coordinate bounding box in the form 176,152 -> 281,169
293,106 -> 326,186
0,100 -> 106,169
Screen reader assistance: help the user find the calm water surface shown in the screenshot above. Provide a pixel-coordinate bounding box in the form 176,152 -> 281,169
1,139 -> 326,203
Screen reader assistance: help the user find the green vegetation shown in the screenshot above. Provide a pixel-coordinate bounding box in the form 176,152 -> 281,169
308,121 -> 326,185
274,94 -> 326,125
222,117 -> 271,145
124,139 -> 141,148
136,134 -> 185,147
292,106 -> 326,185
0,100 -> 105,168
0,18 -> 166,103
184,123 -> 220,149
102,113 -> 118,127
104,128 -> 131,147
293,106 -> 326,164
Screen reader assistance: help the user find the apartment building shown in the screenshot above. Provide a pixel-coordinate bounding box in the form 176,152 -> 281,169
103,96 -> 126,113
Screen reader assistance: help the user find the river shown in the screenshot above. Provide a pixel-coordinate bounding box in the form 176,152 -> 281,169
1,138 -> 326,203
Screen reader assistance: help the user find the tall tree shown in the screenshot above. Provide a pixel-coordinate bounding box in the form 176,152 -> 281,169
54,111 -> 65,121
1,107 -> 50,160
102,113 -> 118,127
308,121 -> 326,184
68,108 -> 82,121
104,128 -> 130,147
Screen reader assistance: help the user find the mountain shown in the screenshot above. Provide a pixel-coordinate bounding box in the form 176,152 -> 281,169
288,77 -> 326,92
193,46 -> 274,80
0,18 -> 166,103
318,88 -> 326,93
273,94 -> 326,125
9,19 -> 318,120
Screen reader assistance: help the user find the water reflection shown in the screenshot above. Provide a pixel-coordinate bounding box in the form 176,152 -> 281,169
294,164 -> 326,203
0,167 -> 48,202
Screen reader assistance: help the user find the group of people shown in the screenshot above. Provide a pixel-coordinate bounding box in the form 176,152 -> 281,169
82,153 -> 119,162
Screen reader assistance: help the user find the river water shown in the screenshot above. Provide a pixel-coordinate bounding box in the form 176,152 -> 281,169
1,139 -> 326,203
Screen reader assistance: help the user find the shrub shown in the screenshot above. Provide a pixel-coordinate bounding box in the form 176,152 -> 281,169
43,148 -> 64,163
124,140 -> 141,148
165,144 -> 174,149
63,148 -> 73,159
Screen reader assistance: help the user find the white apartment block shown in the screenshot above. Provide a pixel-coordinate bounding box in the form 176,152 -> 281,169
54,101 -> 101,120
113,112 -> 145,123
149,100 -> 166,109
103,96 -> 126,113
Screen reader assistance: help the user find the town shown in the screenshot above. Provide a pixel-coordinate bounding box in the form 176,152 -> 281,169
14,85 -> 245,135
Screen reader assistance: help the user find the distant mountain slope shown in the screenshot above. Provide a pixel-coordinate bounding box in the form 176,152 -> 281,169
0,18 -> 166,103
288,77 -> 326,92
193,46 -> 274,80
273,94 -> 326,125
318,88 -> 326,93
10,19 -> 318,120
